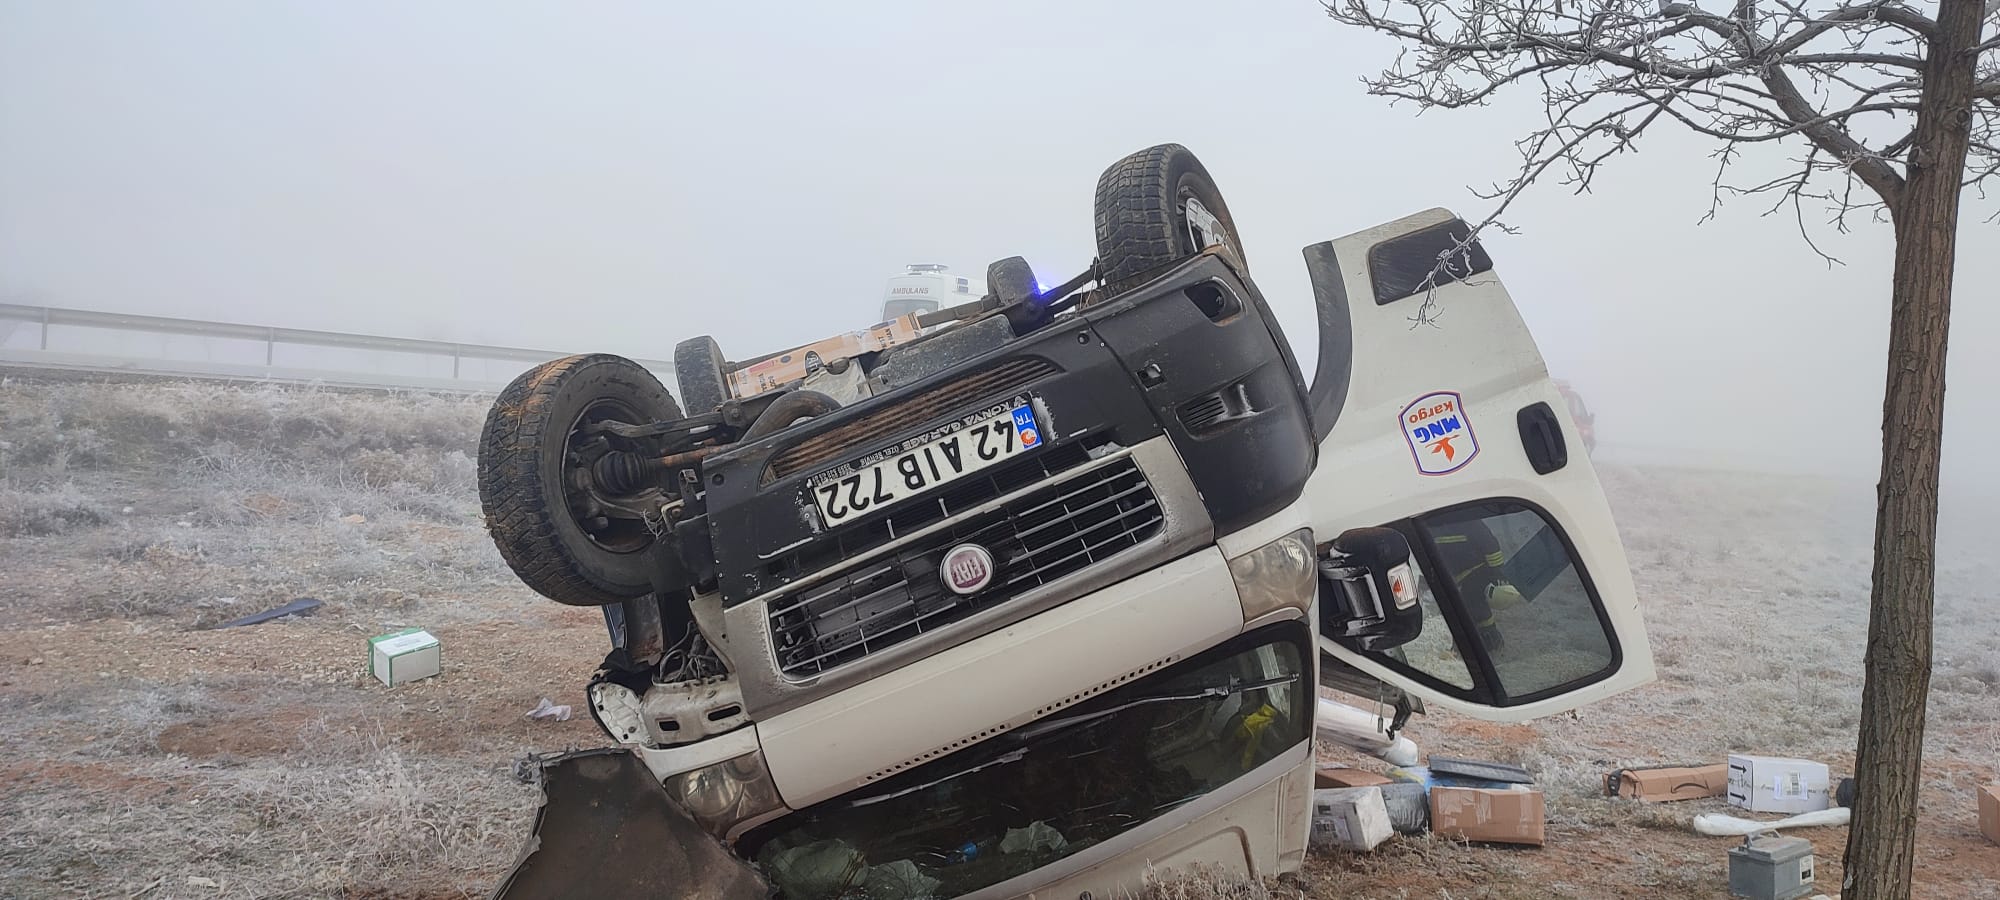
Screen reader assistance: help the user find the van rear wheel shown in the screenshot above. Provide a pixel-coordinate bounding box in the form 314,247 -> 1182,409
1093,144 -> 1246,298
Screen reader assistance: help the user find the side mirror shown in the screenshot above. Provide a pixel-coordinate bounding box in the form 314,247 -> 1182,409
1319,527 -> 1424,651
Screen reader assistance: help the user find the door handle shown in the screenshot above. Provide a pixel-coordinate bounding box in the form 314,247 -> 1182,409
1516,402 -> 1569,475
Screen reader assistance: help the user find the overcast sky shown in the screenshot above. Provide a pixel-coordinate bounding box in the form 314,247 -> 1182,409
3,1 -> 1995,496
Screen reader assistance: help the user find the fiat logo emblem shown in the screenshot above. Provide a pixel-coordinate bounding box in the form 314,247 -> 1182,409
941,543 -> 995,595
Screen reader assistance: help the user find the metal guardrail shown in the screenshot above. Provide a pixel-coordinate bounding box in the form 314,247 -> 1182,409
0,302 -> 674,393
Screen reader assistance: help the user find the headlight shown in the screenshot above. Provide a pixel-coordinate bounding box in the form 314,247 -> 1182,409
1226,527 -> 1317,621
663,749 -> 786,840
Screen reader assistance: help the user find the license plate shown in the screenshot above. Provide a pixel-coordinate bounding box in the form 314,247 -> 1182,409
808,398 -> 1043,527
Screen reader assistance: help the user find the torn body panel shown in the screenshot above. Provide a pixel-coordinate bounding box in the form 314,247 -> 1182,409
491,749 -> 771,900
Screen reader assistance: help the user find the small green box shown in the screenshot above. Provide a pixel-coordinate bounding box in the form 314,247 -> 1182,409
368,628 -> 441,686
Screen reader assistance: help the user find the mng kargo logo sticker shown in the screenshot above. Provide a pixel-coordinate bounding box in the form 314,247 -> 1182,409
1401,391 -> 1479,475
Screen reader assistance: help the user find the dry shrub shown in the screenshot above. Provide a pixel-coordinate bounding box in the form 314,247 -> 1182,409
1140,864 -> 1290,900
0,377 -> 489,476
0,483 -> 112,536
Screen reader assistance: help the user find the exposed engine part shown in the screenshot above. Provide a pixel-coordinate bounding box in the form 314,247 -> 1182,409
742,389 -> 841,442
642,677 -> 750,748
660,623 -> 728,684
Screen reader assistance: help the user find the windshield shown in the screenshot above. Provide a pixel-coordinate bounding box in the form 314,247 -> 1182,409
882,298 -> 940,320
739,624 -> 1311,899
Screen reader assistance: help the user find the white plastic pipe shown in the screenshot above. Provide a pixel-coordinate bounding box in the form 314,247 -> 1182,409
1692,807 -> 1850,836
1314,697 -> 1421,767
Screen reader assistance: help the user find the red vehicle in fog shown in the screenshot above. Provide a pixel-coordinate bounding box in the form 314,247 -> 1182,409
1555,379 -> 1596,453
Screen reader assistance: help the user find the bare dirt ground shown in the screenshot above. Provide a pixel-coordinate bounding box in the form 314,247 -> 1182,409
2,373 -> 1996,899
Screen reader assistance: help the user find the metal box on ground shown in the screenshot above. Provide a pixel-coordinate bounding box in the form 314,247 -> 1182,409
1727,832 -> 1815,900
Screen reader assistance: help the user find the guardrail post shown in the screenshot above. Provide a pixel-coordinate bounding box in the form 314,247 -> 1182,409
266,328 -> 276,366
452,346 -> 461,379
40,307 -> 50,350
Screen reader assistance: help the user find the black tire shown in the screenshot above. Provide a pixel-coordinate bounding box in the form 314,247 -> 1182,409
479,354 -> 683,607
1093,143 -> 1247,298
674,336 -> 731,415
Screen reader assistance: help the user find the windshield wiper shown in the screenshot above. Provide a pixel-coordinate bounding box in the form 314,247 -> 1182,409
1008,673 -> 1298,741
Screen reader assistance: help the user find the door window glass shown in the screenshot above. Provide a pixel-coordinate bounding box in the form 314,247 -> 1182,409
1382,566 -> 1476,690
1418,502 -> 1616,700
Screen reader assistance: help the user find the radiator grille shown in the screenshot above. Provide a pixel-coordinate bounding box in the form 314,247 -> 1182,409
767,456 -> 1163,679
763,356 -> 1058,483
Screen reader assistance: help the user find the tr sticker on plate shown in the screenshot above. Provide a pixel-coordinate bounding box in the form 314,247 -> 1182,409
809,398 -> 1042,527
1401,391 -> 1478,475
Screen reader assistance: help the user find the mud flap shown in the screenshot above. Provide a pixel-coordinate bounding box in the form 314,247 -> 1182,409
492,748 -> 772,900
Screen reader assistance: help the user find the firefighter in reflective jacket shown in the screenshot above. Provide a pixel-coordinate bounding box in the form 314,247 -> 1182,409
1432,524 -> 1527,650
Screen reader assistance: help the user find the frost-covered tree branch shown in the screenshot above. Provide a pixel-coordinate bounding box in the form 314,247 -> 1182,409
1323,0 -> 1997,287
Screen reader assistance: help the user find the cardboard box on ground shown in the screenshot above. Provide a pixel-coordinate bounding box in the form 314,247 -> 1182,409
1607,764 -> 1730,802
1980,783 -> 2000,846
1316,766 -> 1395,789
1429,786 -> 1546,846
1309,759 -> 1545,848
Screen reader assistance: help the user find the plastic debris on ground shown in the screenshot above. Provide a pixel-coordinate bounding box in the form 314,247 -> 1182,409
1428,755 -> 1534,784
1387,764 -> 1522,791
1314,697 -> 1420,766
1311,786 -> 1394,852
209,596 -> 322,629
1692,807 -> 1850,836
1377,781 -> 1431,834
1835,776 -> 1858,808
525,697 -> 573,722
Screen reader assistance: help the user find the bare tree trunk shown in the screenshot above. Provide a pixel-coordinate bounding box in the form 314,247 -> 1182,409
1841,2 -> 1985,896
